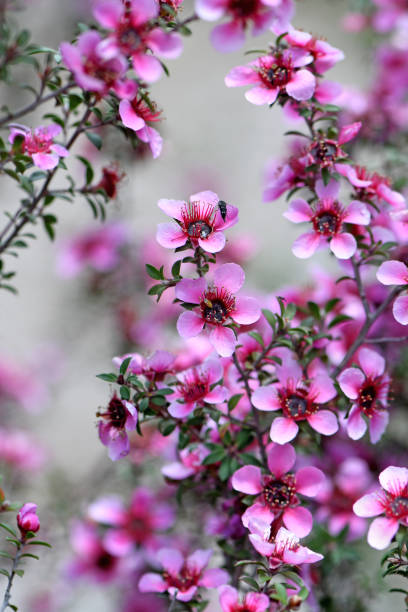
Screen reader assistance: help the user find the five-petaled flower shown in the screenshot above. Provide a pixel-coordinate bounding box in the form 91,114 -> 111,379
248,523 -> 323,568
284,178 -> 370,259
156,190 -> 239,254
175,263 -> 261,357
139,548 -> 229,601
218,584 -> 270,612
376,260 -> 408,325
353,466 -> 408,550
9,124 -> 68,170
97,394 -> 138,461
119,97 -> 163,159
232,443 -> 325,537
338,347 -> 390,443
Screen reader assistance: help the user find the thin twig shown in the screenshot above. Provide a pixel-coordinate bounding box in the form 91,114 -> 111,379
0,83 -> 75,128
0,540 -> 24,612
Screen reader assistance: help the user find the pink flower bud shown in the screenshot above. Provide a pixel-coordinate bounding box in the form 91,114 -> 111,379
17,503 -> 40,535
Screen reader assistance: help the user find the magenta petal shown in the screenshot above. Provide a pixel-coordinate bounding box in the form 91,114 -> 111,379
175,277 -> 206,303
157,198 -> 186,220
131,0 -> 158,25
358,347 -> 385,378
379,466 -> 408,495
286,69 -> 315,100
367,517 -> 399,550
338,122 -> 361,145
188,549 -> 212,573
283,198 -> 312,223
210,20 -> 245,53
198,231 -> 225,253
108,431 -> 129,461
168,401 -> 195,418
232,296 -> 261,325
329,233 -> 356,259
204,386 -> 228,404
219,585 -> 239,610
148,29 -> 183,59
214,263 -> 245,293
138,572 -> 167,593
245,592 -> 270,612
242,502 -> 274,529
283,506 -> 313,537
199,568 -> 229,587
133,53 -> 162,83
209,326 -> 236,357
346,405 -> 367,440
245,86 -> 278,105
377,260 -> 408,286
225,65 -> 260,87
93,0 -> 122,28
315,178 -> 340,200
252,386 -> 280,412
353,493 -> 384,517
156,222 -> 186,249
176,586 -> 197,602
231,465 -> 262,495
270,417 -> 299,444
393,295 -> 408,325
177,311 -> 204,338
295,466 -> 325,497
119,100 -> 145,131
369,411 -> 389,444
157,547 -> 184,574
307,410 -> 338,436
343,200 -> 370,225
104,529 -> 133,556
292,232 -> 321,258
310,374 -> 336,403
266,442 -> 296,476
338,367 -> 365,399
87,497 -> 125,524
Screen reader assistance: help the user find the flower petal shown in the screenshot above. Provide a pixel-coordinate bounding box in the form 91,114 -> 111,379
283,198 -> 313,223
157,198 -> 186,220
214,263 -> 245,293
210,20 -> 245,53
156,222 -> 186,249
296,466 -> 325,497
198,231 -> 226,253
292,232 -> 322,258
329,233 -> 356,259
232,296 -> 261,325
367,517 -> 399,550
175,277 -> 206,303
252,386 -> 280,412
231,465 -> 262,495
270,417 -> 299,444
393,294 -> 408,325
358,347 -> 385,378
353,493 -> 384,517
266,442 -> 296,476
286,69 -> 315,101
307,410 -> 338,436
338,367 -> 365,399
176,311 -> 204,338
245,86 -> 278,106
346,405 -> 367,440
379,466 -> 408,496
283,506 -> 313,537
209,326 -> 236,357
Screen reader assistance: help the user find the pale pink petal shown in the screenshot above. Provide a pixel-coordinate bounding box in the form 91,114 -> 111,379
203,358 -> 223,384
248,533 -> 276,556
353,492 -> 384,517
148,29 -> 183,59
266,442 -> 296,476
307,410 -> 338,436
284,546 -> 323,565
245,86 -> 278,105
188,549 -> 212,573
93,0 -> 122,28
211,21 -> 245,53
131,0 -> 158,25
198,231 -> 225,253
343,200 -> 370,225
108,431 -> 129,461
200,568 -> 229,587
315,178 -> 340,200
292,232 -> 322,258
367,517 -> 399,550
393,295 -> 408,325
177,311 -> 204,338
214,263 -> 245,293
176,586 -> 197,602
270,417 -> 299,444
379,466 -> 408,496
210,326 -> 236,357
231,465 -> 262,495
377,260 -> 408,286
310,374 -> 336,403
50,144 -> 69,157
252,386 -> 280,412
138,572 -> 167,593
283,198 -> 313,223
133,53 -> 163,83
219,585 -> 239,611
157,198 -> 186,220
157,548 -> 184,575
168,401 -> 195,418
175,277 -> 206,303
196,0 -> 226,21
338,368 -> 365,399
346,405 -> 367,440
242,503 -> 274,529
87,497 -> 125,525
296,466 -> 325,496
377,183 -> 405,208
329,233 -> 356,259
190,190 -> 219,206
156,222 -> 186,249
32,153 -> 58,170
119,100 -> 145,131
358,347 -> 385,378
225,65 -> 260,87
104,529 -> 133,556
283,506 -> 313,537
369,411 -> 389,444
286,69 -> 315,100
204,386 -> 228,404
231,296 -> 261,325
161,462 -> 194,479
245,592 -> 270,611
137,125 -> 162,159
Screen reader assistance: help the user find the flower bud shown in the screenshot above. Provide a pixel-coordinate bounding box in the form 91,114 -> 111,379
17,503 -> 40,536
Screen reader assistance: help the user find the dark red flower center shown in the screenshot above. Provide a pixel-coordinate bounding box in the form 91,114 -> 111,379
228,0 -> 260,18
259,57 -> 292,90
200,287 -> 235,325
180,202 -> 215,242
108,397 -> 127,428
284,393 -> 314,420
179,371 -> 209,403
163,566 -> 199,592
96,551 -> 117,571
310,139 -> 339,167
84,59 -> 118,86
385,492 -> 408,520
359,383 -> 377,413
117,22 -> 142,52
263,474 -> 297,509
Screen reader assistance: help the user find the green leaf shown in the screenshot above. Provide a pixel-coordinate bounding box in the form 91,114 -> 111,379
248,331 -> 264,347
273,582 -> 288,604
20,553 -> 39,560
228,394 -> 243,412
0,568 -> 10,578
321,166 -> 331,186
119,357 -> 132,376
85,132 -> 102,150
120,386 -> 130,401
15,569 -> 24,578
42,214 -> 57,241
171,260 -> 181,278
285,303 -> 297,320
145,264 -> 164,280
158,420 -> 176,436
0,523 -> 17,537
261,308 -> 276,328
27,540 -> 51,548
202,447 -> 227,465
77,155 -> 94,185
96,373 -> 117,383
239,575 -> 258,590
328,314 -> 352,329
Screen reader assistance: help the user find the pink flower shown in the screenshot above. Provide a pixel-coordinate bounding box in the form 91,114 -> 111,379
17,503 -> 40,535
336,165 -> 405,208
305,124 -> 361,170
113,350 -> 175,382
353,466 -> 408,549
175,263 -> 261,357
87,487 -> 174,555
139,548 -> 229,601
57,223 -> 128,278
196,0 -> 293,53
167,358 -> 228,418
0,428 -> 46,473
232,443 -> 325,537
219,585 -> 270,612
67,521 -> 122,582
252,360 -> 338,444
248,524 -> 323,568
162,444 -> 210,480
9,124 -> 68,170
119,97 -> 163,159
225,48 -> 316,105
338,347 -> 390,443
377,260 -> 408,325
60,31 -> 134,96
156,190 -> 238,253
284,29 -> 344,73
97,394 -> 138,461
93,0 -> 183,83
285,178 -> 370,259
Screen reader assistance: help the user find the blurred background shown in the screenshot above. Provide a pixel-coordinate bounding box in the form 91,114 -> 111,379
0,0 -> 405,609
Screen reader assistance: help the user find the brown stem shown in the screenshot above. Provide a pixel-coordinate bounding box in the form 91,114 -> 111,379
0,83 -> 75,128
